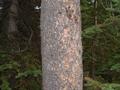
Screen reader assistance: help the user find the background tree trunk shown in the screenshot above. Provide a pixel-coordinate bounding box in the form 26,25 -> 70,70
8,0 -> 18,33
41,0 -> 83,90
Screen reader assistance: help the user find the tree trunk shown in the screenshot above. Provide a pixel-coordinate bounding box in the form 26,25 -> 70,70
41,0 -> 83,90
8,0 -> 18,33
94,0 -> 97,25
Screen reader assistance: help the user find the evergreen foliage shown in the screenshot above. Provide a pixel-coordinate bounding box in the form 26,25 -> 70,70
0,0 -> 120,89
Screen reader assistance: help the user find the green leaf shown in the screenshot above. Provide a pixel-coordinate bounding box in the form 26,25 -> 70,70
0,78 -> 11,90
82,26 -> 102,38
111,63 -> 120,72
16,69 -> 42,78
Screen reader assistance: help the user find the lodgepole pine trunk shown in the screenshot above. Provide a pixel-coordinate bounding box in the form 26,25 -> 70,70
41,0 -> 83,90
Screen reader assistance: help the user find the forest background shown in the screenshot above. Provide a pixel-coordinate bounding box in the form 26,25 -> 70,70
0,0 -> 120,90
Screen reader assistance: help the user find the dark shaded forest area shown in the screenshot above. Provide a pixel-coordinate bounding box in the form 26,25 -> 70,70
0,0 -> 42,90
0,0 -> 120,90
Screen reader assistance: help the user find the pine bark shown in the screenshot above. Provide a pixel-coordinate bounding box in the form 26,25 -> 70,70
41,0 -> 83,90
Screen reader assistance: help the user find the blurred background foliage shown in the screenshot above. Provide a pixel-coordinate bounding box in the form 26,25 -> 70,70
0,0 -> 120,90
82,0 -> 120,90
0,0 -> 42,90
